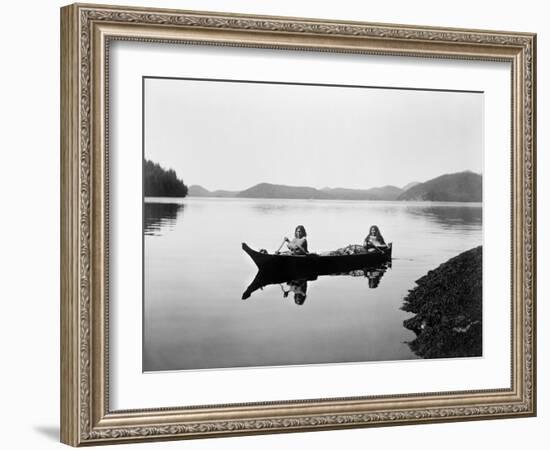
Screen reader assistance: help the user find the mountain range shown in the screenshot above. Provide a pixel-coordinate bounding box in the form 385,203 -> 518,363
397,171 -> 482,202
188,171 -> 481,202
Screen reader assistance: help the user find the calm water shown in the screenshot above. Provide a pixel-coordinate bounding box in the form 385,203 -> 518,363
143,197 -> 482,371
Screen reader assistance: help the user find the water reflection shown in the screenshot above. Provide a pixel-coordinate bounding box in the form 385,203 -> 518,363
242,262 -> 390,302
251,203 -> 292,214
405,204 -> 482,228
144,202 -> 184,236
280,279 -> 308,305
333,262 -> 391,289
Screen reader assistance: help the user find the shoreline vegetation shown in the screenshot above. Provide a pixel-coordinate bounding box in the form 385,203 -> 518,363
402,246 -> 482,359
187,171 -> 482,203
144,160 -> 188,197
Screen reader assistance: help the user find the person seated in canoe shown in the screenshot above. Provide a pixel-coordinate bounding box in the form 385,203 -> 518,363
276,225 -> 309,255
364,225 -> 388,253
322,225 -> 388,256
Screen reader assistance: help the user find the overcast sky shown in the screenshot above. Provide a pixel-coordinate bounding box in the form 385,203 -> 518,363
144,77 -> 482,191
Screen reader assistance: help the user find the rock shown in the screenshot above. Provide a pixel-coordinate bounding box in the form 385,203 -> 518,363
402,246 -> 482,358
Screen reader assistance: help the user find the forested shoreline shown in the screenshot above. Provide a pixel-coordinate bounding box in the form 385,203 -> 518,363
144,160 -> 188,197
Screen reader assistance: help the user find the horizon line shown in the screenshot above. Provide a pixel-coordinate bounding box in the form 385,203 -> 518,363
187,170 -> 482,193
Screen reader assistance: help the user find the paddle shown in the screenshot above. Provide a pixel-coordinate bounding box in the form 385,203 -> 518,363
275,238 -> 309,255
274,239 -> 287,254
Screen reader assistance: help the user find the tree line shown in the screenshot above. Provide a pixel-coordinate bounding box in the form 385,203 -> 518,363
144,159 -> 188,197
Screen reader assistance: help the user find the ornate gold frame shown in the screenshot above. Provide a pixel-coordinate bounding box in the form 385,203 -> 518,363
60,3 -> 536,446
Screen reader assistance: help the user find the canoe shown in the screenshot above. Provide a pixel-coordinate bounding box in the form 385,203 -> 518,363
241,242 -> 392,275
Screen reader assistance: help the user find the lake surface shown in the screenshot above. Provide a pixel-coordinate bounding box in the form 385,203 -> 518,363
143,197 -> 482,371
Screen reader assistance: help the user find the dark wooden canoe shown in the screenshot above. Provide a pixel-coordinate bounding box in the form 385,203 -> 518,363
241,242 -> 392,274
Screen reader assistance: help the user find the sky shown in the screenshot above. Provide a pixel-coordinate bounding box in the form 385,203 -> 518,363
144,77 -> 483,191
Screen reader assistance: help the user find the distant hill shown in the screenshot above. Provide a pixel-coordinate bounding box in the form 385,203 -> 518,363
398,172 -> 482,202
235,183 -> 403,200
402,181 -> 420,191
321,185 -> 402,201
237,183 -> 326,199
188,185 -> 210,196
188,185 -> 238,198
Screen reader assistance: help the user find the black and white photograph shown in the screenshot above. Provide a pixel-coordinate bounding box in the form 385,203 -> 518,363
50,0 -> 540,447
143,77 -> 483,372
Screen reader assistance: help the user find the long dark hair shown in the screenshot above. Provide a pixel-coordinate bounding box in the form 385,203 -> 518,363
367,225 -> 385,244
295,225 -> 307,238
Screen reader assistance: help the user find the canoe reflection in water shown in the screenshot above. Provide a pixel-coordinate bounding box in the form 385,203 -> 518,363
241,243 -> 392,303
280,279 -> 308,305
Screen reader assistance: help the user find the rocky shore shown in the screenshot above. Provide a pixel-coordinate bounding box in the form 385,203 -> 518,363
402,246 -> 482,359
